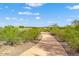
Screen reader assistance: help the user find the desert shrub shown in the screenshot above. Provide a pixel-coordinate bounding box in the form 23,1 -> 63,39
0,26 -> 23,45
0,26 -> 40,45
49,25 -> 79,50
64,26 -> 79,50
19,28 -> 40,42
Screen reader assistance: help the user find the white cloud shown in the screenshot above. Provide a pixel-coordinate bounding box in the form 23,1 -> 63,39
24,6 -> 32,9
33,13 -> 40,15
18,12 -> 22,14
5,17 -> 10,20
18,12 -> 32,15
18,11 -> 40,16
66,19 -> 72,22
36,16 -> 40,20
67,5 -> 79,10
26,3 -> 44,7
5,17 -> 18,20
19,18 -> 23,20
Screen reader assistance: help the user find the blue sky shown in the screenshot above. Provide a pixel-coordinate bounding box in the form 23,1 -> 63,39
0,3 -> 79,27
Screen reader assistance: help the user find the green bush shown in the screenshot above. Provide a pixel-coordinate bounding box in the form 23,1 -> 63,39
0,26 -> 22,45
0,26 -> 40,45
49,25 -> 79,50
19,28 -> 40,42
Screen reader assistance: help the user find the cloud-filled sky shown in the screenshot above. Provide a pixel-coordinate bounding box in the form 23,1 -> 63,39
0,3 -> 79,27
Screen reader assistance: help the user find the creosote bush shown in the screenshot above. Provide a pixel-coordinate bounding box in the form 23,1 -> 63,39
0,26 -> 40,45
48,25 -> 79,51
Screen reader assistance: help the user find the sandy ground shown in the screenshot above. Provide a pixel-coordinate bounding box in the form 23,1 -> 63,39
0,42 -> 35,56
20,32 -> 67,56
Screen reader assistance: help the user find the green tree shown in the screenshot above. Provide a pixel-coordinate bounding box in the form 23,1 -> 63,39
72,19 -> 79,26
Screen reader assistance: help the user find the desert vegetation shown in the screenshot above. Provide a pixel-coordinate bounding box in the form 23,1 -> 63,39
0,26 -> 40,46
0,19 -> 79,55
47,19 -> 79,54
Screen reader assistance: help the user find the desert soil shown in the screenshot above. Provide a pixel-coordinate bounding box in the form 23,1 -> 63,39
0,42 -> 35,56
0,32 -> 67,56
20,32 -> 67,56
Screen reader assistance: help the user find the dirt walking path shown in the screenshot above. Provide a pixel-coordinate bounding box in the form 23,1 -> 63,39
20,32 -> 67,56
